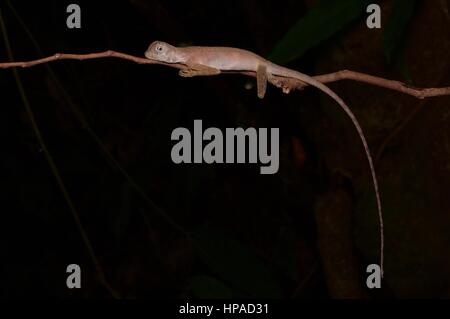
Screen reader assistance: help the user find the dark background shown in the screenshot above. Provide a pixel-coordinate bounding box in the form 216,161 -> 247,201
0,0 -> 449,298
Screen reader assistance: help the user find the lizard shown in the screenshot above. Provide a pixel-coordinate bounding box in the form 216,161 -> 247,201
144,40 -> 385,276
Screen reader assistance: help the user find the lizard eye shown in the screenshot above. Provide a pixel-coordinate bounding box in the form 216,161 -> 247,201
156,45 -> 163,52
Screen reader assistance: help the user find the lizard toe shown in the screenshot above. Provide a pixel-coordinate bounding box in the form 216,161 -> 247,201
179,69 -> 192,77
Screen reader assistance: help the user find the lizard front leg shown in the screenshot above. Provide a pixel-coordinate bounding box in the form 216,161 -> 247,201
179,63 -> 221,77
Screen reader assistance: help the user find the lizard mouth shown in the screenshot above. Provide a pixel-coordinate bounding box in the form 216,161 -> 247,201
144,50 -> 157,60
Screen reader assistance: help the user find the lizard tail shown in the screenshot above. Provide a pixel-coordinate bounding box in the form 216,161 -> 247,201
269,64 -> 385,277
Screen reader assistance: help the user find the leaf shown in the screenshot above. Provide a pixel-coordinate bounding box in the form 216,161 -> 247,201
188,275 -> 233,299
383,0 -> 418,63
193,228 -> 282,298
268,0 -> 370,64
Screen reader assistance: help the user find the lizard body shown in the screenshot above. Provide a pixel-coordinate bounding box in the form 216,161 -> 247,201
145,41 -> 384,276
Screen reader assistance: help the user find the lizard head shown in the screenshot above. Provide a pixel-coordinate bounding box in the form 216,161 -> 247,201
145,41 -> 179,63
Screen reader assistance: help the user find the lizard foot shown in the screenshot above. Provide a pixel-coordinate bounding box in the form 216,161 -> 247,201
179,69 -> 195,77
269,77 -> 301,94
179,64 -> 221,78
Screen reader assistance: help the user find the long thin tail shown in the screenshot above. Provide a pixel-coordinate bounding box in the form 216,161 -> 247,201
272,65 -> 384,277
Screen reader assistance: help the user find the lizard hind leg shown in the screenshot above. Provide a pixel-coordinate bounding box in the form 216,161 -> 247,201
179,63 -> 221,77
267,74 -> 297,94
256,64 -> 268,99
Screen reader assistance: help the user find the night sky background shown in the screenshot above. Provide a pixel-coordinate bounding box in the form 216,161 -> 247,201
1,0 -> 450,298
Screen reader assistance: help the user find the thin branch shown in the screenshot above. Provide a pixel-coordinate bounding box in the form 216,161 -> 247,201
1,51 -> 450,99
312,70 -> 450,99
0,51 -> 178,68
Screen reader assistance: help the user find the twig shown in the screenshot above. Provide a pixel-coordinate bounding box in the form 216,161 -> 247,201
311,70 -> 450,99
0,51 -> 162,68
1,52 -> 450,99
